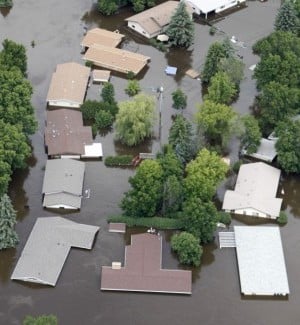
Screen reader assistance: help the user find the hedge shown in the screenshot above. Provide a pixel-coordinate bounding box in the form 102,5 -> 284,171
108,216 -> 184,230
104,155 -> 133,167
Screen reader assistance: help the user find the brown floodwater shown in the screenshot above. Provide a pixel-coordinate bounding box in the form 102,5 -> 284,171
1,1 -> 300,324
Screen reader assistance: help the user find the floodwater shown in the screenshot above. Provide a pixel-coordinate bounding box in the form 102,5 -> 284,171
1,1 -> 300,324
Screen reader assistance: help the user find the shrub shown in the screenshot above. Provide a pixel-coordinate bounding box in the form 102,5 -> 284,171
218,211 -> 231,225
104,155 -> 133,166
232,160 -> 243,173
127,71 -> 135,80
85,60 -> 93,67
125,79 -> 141,97
277,211 -> 288,224
95,110 -> 114,129
80,100 -> 101,120
209,26 -> 217,35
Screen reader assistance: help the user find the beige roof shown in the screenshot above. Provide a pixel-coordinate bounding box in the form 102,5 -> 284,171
84,44 -> 150,75
93,70 -> 111,82
126,1 -> 192,36
45,109 -> 93,156
46,62 -> 90,105
81,28 -> 124,48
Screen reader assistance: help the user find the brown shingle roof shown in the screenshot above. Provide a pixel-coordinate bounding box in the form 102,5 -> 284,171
46,62 -> 90,106
101,233 -> 192,294
81,28 -> 124,48
45,109 -> 92,156
83,44 -> 150,75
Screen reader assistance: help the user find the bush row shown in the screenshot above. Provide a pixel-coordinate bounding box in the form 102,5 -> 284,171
104,155 -> 133,166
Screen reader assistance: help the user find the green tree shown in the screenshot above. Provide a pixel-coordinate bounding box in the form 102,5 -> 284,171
121,159 -> 163,218
0,39 -> 27,76
115,93 -> 156,146
125,79 -> 141,97
172,88 -> 187,111
166,2 -> 195,48
171,232 -> 202,267
80,100 -> 102,120
196,100 -> 238,148
240,115 -> 262,154
97,0 -> 118,15
101,82 -> 116,104
275,120 -> 300,173
23,314 -> 58,325
0,160 -> 11,196
183,148 -> 228,202
218,56 -> 245,87
0,194 -> 19,250
205,72 -> 237,105
95,110 -> 114,129
202,39 -> 234,83
257,81 -> 299,134
275,1 -> 299,34
168,115 -> 194,164
181,197 -> 218,243
0,0 -> 13,7
0,68 -> 37,136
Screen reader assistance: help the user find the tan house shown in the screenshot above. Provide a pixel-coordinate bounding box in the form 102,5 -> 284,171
46,62 -> 90,108
81,28 -> 124,50
83,44 -> 150,75
125,1 -> 193,39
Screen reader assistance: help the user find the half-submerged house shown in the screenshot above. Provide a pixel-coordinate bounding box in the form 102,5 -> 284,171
11,217 -> 99,286
42,159 -> 85,210
45,109 -> 103,159
241,138 -> 277,163
181,0 -> 246,18
219,226 -> 289,296
125,1 -> 193,39
46,62 -> 90,108
222,162 -> 282,219
101,233 -> 192,294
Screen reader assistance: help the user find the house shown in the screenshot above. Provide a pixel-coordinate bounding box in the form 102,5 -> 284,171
81,28 -> 124,50
83,44 -> 150,75
11,217 -> 99,286
219,226 -> 289,296
101,233 -> 192,294
241,138 -> 277,162
181,0 -> 246,18
46,62 -> 90,108
45,109 -> 102,159
125,1 -> 193,39
222,162 -> 282,219
42,159 -> 85,210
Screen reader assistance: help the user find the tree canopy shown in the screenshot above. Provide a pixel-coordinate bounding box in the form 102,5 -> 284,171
97,0 -> 118,15
115,93 -> 156,146
275,0 -> 299,34
121,159 -> 163,218
0,194 -> 19,250
218,56 -> 244,87
23,315 -> 58,325
172,88 -> 187,110
240,115 -> 262,154
171,232 -> 202,267
166,2 -> 195,48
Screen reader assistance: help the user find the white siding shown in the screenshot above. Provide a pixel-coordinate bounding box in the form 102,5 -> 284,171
48,100 -> 80,108
127,21 -> 151,38
225,207 -> 275,219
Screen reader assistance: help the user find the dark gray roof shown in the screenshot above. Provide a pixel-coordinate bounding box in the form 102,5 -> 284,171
11,217 -> 99,286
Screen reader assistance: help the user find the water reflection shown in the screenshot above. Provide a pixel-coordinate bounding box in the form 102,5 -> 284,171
0,7 -> 11,17
0,248 -> 17,283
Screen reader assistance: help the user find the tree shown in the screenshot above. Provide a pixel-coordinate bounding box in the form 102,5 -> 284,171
171,232 -> 202,267
0,194 -> 19,250
240,115 -> 262,154
275,1 -> 299,34
218,56 -> 245,87
0,39 -> 27,76
181,197 -> 218,243
166,2 -> 195,48
275,120 -> 300,173
121,159 -> 163,218
168,115 -> 194,164
0,160 -> 11,197
183,148 -> 228,202
95,110 -> 114,129
257,81 -> 299,134
115,93 -> 156,146
80,100 -> 102,120
125,79 -> 141,97
0,0 -> 13,7
202,39 -> 234,83
23,314 -> 58,325
97,0 -> 118,15
0,68 -> 37,136
101,82 -> 116,104
205,72 -> 237,105
172,88 -> 187,111
196,100 -> 238,148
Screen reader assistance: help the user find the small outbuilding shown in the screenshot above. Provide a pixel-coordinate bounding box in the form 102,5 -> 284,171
222,162 -> 282,219
11,217 -> 99,286
46,62 -> 90,108
42,159 -> 85,210
241,138 -> 277,162
92,70 -> 111,83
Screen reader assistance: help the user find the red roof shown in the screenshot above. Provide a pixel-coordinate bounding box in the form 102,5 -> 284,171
101,233 -> 192,294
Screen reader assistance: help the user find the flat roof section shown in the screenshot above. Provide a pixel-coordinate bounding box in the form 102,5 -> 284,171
108,223 -> 126,233
234,226 -> 289,296
11,217 -> 99,286
101,233 -> 192,294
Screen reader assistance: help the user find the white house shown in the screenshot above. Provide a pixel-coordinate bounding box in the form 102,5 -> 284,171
222,162 -> 282,219
181,0 -> 246,18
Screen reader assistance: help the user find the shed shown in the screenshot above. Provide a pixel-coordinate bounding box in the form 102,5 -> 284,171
92,70 -> 111,83
165,66 -> 177,75
11,217 -> 99,286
